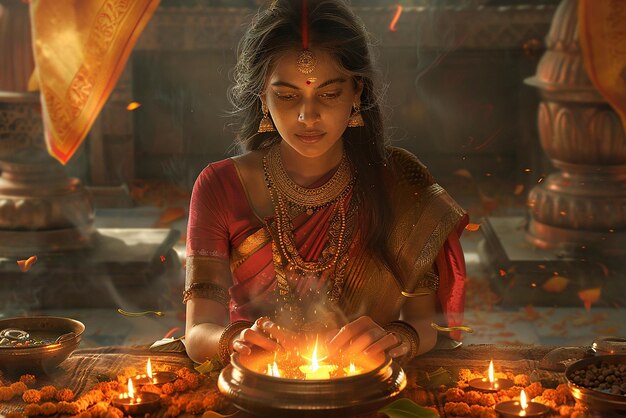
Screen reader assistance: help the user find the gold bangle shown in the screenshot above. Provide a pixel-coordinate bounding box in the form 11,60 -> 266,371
218,320 -> 253,365
384,321 -> 420,359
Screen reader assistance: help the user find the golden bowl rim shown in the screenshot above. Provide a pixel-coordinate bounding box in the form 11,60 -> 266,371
230,350 -> 392,383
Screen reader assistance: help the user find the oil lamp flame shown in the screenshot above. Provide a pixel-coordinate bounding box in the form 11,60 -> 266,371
147,358 -> 153,379
520,389 -> 528,410
127,378 -> 135,399
349,362 -> 356,374
311,336 -> 320,371
488,360 -> 494,383
266,362 -> 281,377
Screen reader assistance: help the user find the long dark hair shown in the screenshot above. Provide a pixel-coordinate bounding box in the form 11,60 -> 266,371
228,0 -> 401,280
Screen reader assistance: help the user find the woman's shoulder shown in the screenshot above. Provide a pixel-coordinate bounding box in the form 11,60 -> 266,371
385,146 -> 435,190
196,157 -> 236,184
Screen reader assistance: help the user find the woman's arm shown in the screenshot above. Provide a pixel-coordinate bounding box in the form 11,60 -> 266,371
185,298 -> 229,364
399,291 -> 438,356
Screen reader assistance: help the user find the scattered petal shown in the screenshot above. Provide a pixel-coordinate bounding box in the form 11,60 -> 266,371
542,276 -> 570,293
126,101 -> 142,111
17,256 -> 38,272
579,287 -> 602,312
465,223 -> 481,232
453,169 -> 473,179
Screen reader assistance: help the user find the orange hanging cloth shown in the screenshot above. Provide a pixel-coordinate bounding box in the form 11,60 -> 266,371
29,0 -> 160,164
578,0 -> 626,131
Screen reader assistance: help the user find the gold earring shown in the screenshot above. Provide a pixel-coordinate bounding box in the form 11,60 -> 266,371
258,102 -> 276,133
347,103 -> 365,128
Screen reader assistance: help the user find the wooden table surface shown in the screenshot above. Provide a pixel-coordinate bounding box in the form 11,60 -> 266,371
0,344 -> 583,417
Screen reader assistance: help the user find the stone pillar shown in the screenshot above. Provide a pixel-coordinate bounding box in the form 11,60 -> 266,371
0,92 -> 95,256
525,0 -> 626,256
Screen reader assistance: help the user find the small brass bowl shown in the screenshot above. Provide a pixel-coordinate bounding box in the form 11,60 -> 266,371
218,351 -> 406,417
0,316 -> 85,376
565,355 -> 626,414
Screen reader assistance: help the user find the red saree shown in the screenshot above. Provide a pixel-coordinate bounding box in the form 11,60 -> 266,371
186,147 -> 468,339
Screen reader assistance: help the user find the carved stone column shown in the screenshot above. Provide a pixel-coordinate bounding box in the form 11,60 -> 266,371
0,92 -> 95,256
525,0 -> 626,256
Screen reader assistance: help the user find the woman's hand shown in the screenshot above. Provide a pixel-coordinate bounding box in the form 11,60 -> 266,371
327,316 -> 409,358
231,317 -> 299,355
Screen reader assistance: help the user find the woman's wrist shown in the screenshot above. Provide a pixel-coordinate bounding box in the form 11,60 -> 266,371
218,320 -> 253,365
383,320 -> 420,359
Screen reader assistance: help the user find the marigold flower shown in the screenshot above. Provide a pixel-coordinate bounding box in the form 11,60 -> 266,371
39,385 -> 57,401
19,375 -> 36,386
10,382 -> 28,395
22,389 -> 41,403
164,405 -> 181,418
185,400 -> 204,414
23,404 -> 41,416
57,401 -> 80,415
56,388 -> 75,401
39,402 -> 57,416
0,386 -> 15,401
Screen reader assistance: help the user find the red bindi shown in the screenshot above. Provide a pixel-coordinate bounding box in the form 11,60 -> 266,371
306,80 -> 311,85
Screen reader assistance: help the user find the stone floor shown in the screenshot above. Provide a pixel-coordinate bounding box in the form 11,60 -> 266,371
1,179 -> 625,352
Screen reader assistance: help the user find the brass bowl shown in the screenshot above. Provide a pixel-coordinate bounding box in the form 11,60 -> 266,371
565,354 -> 626,414
0,316 -> 85,376
218,351 -> 406,417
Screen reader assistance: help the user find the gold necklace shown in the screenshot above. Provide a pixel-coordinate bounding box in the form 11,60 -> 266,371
263,144 -> 358,331
265,143 -> 353,215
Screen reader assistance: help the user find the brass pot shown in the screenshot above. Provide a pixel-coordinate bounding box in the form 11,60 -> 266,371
565,354 -> 626,413
0,316 -> 85,376
218,351 -> 406,417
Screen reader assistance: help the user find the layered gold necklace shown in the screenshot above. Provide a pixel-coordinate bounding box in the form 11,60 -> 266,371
263,143 -> 358,331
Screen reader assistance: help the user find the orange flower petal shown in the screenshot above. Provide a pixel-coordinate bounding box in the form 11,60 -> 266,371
542,276 -> 570,293
17,255 -> 38,272
126,101 -> 142,111
453,169 -> 473,179
578,287 -> 602,312
465,223 -> 481,232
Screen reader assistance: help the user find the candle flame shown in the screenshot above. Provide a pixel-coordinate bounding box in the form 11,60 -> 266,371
272,362 -> 280,377
266,362 -> 281,377
147,358 -> 153,379
311,335 -> 320,371
488,360 -> 494,383
127,378 -> 135,399
349,362 -> 356,374
520,389 -> 528,410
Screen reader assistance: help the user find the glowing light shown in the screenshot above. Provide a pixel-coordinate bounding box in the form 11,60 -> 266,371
128,378 -> 135,399
147,358 -> 153,380
389,4 -> 403,32
126,102 -> 142,111
488,360 -> 495,384
520,389 -> 528,410
343,362 -> 363,376
266,362 -> 281,377
299,335 -> 335,380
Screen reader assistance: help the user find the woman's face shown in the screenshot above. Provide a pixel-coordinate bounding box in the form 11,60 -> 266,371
262,48 -> 363,160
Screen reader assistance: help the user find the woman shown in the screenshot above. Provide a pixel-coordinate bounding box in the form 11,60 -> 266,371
184,0 -> 467,366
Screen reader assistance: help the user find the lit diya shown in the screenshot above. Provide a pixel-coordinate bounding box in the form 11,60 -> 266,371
112,378 -> 160,416
133,358 -> 177,386
495,389 -> 550,417
469,360 -> 514,392
218,335 -> 406,417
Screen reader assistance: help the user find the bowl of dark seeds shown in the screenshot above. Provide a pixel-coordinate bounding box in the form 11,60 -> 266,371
0,316 -> 85,376
565,354 -> 626,413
